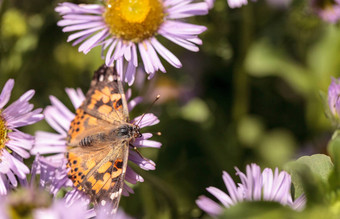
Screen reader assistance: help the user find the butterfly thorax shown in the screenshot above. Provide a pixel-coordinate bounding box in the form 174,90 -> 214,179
115,123 -> 142,141
78,123 -> 141,147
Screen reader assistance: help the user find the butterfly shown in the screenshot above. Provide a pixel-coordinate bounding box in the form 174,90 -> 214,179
65,64 -> 141,214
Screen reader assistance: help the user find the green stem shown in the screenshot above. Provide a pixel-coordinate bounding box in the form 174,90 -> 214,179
231,5 -> 254,122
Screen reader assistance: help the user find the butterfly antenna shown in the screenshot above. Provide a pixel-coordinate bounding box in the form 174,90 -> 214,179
134,94 -> 160,126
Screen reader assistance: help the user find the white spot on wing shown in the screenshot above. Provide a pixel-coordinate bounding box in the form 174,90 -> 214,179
99,75 -> 104,82
110,192 -> 117,200
108,75 -> 114,82
101,200 -> 106,206
110,188 -> 122,200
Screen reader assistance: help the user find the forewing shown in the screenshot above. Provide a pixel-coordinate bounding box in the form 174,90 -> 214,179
81,64 -> 129,123
67,65 -> 129,146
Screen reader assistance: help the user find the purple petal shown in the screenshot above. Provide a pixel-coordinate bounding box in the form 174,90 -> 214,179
150,38 -> 182,68
65,88 -> 85,109
128,150 -> 156,170
160,32 -> 200,52
222,171 -> 242,203
206,186 -> 233,207
125,55 -> 137,86
144,41 -> 166,73
133,113 -> 160,128
138,42 -> 155,74
196,195 -> 223,216
127,96 -> 143,111
167,2 -> 208,18
0,175 -> 8,195
125,166 -> 144,184
105,39 -> 118,66
162,21 -> 207,36
292,194 -> 306,211
227,0 -> 249,8
0,79 -> 14,109
79,29 -> 109,54
50,95 -> 75,122
134,139 -> 162,148
44,106 -> 67,136
63,21 -> 106,32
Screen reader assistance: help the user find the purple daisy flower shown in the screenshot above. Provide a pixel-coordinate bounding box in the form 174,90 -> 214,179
55,0 -> 209,85
31,87 -> 161,204
311,0 -> 340,23
0,79 -> 43,195
196,164 -> 306,216
227,0 -> 256,8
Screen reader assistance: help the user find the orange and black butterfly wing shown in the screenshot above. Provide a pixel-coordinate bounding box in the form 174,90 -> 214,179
67,140 -> 129,213
81,64 -> 129,124
66,144 -> 109,191
94,142 -> 129,214
67,65 -> 127,146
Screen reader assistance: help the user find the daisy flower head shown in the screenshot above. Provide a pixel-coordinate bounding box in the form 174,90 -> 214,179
196,163 -> 306,217
32,72 -> 161,210
0,79 -> 43,195
55,0 -> 209,85
0,184 -> 95,219
311,0 -> 340,23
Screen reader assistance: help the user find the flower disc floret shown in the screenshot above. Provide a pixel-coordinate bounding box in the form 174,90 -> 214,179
104,0 -> 164,42
0,116 -> 8,150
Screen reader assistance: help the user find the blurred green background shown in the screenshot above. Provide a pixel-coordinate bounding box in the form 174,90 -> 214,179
1,0 -> 339,218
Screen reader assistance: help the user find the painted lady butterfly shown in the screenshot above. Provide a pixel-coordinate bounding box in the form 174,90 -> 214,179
66,65 -> 141,213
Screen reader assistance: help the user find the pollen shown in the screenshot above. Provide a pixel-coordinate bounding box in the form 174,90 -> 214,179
0,115 -> 8,150
104,0 -> 164,42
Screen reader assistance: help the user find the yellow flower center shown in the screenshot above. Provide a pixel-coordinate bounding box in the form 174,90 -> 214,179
0,115 -> 8,150
104,0 -> 164,42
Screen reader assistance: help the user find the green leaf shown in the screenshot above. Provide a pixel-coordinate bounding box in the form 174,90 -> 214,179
294,154 -> 333,182
285,154 -> 333,203
218,201 -> 296,219
219,201 -> 339,219
328,136 -> 340,188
